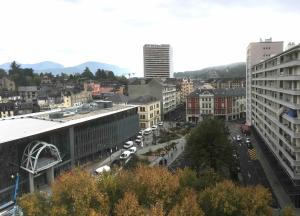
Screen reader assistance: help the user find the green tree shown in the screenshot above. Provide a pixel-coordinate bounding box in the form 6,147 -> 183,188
8,61 -> 21,76
186,118 -> 233,174
0,68 -> 7,78
81,67 -> 94,80
95,69 -> 107,80
107,71 -> 115,80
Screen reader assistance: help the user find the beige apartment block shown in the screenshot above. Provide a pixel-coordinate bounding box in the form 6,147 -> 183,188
246,38 -> 283,125
63,89 -> 92,108
128,95 -> 160,129
251,44 -> 300,182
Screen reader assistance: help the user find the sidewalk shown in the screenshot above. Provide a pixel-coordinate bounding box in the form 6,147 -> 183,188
251,132 -> 300,215
150,137 -> 186,167
86,136 -> 186,172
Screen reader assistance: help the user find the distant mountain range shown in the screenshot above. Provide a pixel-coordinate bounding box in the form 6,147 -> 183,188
0,61 -> 130,76
174,62 -> 246,79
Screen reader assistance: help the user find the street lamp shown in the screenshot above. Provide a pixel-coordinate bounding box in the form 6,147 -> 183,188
110,148 -> 113,162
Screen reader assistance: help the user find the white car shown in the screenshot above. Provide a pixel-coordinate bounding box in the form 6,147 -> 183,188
120,150 -> 131,159
138,130 -> 144,135
143,128 -> 152,135
94,165 -> 111,175
123,141 -> 134,149
236,135 -> 242,141
158,122 -> 163,126
135,138 -> 142,144
151,125 -> 158,130
128,146 -> 137,154
136,135 -> 143,140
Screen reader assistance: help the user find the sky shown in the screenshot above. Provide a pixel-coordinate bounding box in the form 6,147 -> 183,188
0,0 -> 299,76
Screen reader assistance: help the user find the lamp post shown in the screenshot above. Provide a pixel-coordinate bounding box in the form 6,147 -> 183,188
110,148 -> 113,162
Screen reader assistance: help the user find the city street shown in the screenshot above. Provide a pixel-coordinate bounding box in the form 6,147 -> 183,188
227,122 -> 280,208
86,122 -> 183,172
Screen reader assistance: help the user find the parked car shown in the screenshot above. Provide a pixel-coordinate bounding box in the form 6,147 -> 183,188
246,137 -> 251,143
236,135 -> 242,141
136,135 -> 143,140
143,128 -> 152,135
94,165 -> 111,175
247,142 -> 254,149
120,150 -> 131,159
158,122 -> 163,126
138,130 -> 144,135
128,146 -> 137,154
151,125 -> 158,130
123,141 -> 134,149
135,138 -> 142,144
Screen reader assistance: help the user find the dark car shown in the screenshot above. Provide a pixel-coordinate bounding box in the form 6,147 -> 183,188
247,142 -> 254,149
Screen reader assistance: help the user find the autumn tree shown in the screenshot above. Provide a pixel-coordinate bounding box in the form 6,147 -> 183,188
18,165 -> 277,216
98,173 -> 124,215
186,118 -> 233,175
168,189 -> 204,216
149,202 -> 164,216
18,192 -> 49,216
114,192 -> 145,216
123,165 -> 180,209
280,206 -> 296,216
199,180 -> 273,216
50,168 -> 109,216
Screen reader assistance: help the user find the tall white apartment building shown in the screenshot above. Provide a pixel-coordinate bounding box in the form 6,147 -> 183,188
246,38 -> 283,125
144,44 -> 172,78
251,44 -> 300,183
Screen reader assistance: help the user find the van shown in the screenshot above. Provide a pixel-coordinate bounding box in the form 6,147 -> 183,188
123,141 -> 134,149
94,165 -> 111,175
143,128 -> 152,135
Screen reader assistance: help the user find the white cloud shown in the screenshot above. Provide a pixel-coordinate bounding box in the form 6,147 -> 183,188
0,0 -> 299,76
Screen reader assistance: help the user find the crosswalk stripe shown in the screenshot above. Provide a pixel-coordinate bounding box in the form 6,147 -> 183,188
248,149 -> 257,160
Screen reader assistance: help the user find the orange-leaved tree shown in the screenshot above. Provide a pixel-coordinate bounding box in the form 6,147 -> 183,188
50,168 -> 109,216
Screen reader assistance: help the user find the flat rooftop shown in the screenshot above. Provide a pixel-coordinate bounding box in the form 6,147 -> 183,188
0,104 -> 138,144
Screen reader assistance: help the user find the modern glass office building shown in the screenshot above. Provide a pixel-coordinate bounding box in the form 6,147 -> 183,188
0,102 -> 139,204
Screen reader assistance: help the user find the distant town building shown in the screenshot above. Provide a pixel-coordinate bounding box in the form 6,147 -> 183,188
211,78 -> 245,89
214,88 -> 246,120
0,100 -> 40,118
186,88 -> 246,123
128,95 -> 160,129
246,38 -> 283,125
180,78 -> 194,102
0,77 -> 15,91
18,86 -> 39,102
144,44 -> 172,78
40,75 -> 52,85
128,78 -> 176,118
62,89 -> 92,108
88,81 -> 125,98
